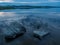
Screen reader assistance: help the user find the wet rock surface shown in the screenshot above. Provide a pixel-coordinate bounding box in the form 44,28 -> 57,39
0,21 -> 26,42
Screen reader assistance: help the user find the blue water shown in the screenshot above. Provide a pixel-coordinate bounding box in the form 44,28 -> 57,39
0,8 -> 60,12
0,8 -> 60,22
0,8 -> 60,45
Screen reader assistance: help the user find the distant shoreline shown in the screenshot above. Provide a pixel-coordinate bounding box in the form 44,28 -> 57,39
0,5 -> 60,10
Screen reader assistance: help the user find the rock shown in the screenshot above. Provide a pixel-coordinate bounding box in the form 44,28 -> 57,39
0,21 -> 26,42
33,30 -> 49,40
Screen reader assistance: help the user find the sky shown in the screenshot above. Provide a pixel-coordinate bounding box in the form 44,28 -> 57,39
0,0 -> 60,2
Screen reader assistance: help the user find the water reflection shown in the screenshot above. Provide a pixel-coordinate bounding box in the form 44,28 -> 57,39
0,12 -> 15,16
0,12 -> 28,21
0,8 -> 60,21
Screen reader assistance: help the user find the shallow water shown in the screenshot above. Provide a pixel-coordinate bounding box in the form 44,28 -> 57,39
0,8 -> 60,45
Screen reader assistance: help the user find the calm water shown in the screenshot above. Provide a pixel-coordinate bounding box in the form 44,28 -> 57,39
0,8 -> 60,20
0,8 -> 60,45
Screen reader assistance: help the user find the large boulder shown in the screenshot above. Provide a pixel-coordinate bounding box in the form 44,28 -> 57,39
0,21 -> 26,42
33,30 -> 49,40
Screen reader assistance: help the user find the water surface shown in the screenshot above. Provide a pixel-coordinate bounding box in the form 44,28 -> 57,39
0,8 -> 60,45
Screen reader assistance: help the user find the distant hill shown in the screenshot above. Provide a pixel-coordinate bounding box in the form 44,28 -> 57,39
0,5 -> 60,10
0,2 -> 60,10
0,2 -> 60,6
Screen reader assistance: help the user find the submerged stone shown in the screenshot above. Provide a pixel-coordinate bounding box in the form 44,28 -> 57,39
0,21 -> 26,42
33,30 -> 49,40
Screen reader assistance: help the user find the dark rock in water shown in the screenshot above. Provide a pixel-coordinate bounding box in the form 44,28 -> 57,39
0,21 -> 26,42
33,30 -> 49,40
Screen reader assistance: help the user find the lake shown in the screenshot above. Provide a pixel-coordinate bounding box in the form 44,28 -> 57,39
0,8 -> 60,45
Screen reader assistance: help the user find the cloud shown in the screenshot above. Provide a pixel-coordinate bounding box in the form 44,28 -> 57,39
0,0 -> 60,2
48,0 -> 60,2
0,0 -> 14,2
48,0 -> 55,2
